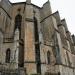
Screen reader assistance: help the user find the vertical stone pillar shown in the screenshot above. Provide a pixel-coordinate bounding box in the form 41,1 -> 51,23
0,30 -> 3,63
13,28 -> 20,69
26,0 -> 31,4
24,1 -> 37,74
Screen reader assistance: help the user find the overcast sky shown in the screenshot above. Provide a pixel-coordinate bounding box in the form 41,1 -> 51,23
9,0 -> 75,35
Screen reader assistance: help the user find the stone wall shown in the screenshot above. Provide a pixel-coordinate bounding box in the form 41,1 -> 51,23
59,65 -> 74,75
0,0 -> 75,75
0,0 -> 11,15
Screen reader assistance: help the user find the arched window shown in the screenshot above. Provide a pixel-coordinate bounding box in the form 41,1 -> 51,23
15,14 -> 22,37
47,51 -> 51,64
6,48 -> 11,63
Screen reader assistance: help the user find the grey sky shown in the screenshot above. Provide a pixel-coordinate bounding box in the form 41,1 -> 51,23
10,0 -> 75,35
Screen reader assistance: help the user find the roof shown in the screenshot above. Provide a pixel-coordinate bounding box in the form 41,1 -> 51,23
9,1 -> 41,9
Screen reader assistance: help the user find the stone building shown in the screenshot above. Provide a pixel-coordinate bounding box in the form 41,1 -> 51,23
0,0 -> 75,75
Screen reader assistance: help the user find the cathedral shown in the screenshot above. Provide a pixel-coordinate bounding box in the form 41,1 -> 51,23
0,0 -> 75,75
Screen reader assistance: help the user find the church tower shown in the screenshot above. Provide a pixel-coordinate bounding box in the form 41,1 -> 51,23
0,0 -> 75,75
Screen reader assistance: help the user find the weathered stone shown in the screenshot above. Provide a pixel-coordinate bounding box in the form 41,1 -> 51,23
0,0 -> 75,75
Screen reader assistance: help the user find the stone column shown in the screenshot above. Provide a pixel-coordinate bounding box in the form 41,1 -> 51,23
24,1 -> 37,74
0,30 -> 3,63
26,0 -> 31,4
13,28 -> 20,69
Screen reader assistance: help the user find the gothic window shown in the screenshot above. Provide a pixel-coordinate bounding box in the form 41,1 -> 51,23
47,51 -> 51,64
6,48 -> 11,63
53,33 -> 61,64
15,14 -> 22,38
